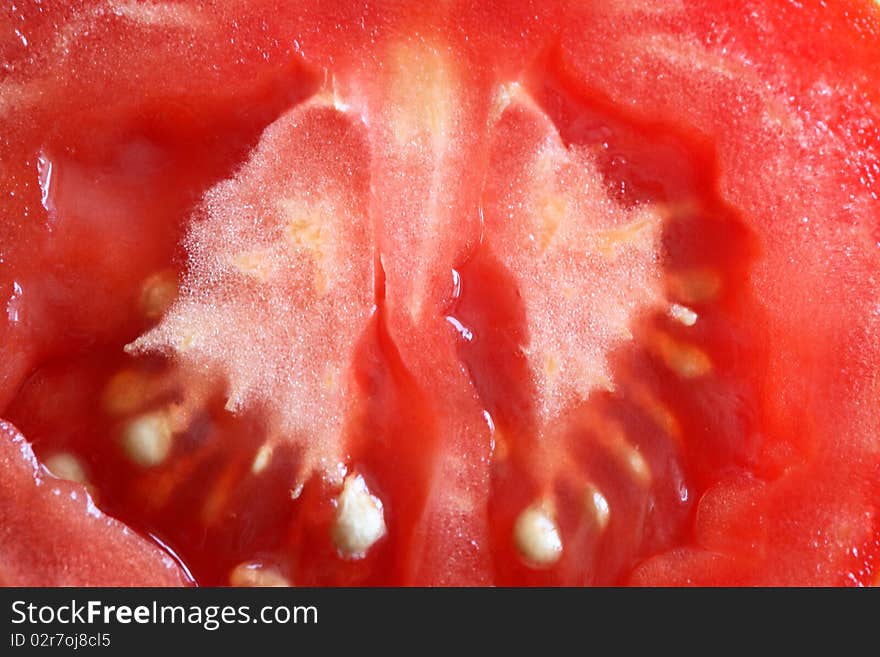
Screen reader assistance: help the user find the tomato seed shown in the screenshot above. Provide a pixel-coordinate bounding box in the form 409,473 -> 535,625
332,474 -> 387,560
120,410 -> 174,468
513,501 -> 563,568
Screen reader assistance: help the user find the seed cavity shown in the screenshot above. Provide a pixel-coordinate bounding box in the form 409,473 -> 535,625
201,464 -> 240,525
630,383 -> 682,442
667,269 -> 721,304
514,501 -> 563,568
332,473 -> 387,559
103,369 -> 153,416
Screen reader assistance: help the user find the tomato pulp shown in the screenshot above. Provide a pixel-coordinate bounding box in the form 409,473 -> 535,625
1,0 -> 879,586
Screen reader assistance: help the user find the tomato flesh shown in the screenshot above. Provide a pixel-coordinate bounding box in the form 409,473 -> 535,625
1,0 -> 879,586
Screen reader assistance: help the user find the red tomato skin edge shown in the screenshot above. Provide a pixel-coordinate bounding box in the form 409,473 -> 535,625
0,420 -> 193,587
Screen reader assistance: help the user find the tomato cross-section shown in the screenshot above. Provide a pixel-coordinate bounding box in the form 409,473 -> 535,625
1,0 -> 878,586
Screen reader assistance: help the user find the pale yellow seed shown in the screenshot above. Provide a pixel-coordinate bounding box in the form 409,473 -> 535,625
229,562 -> 290,587
102,369 -> 151,416
251,443 -> 273,475
592,416 -> 653,486
655,331 -> 712,379
669,303 -> 698,326
332,474 -> 387,559
513,501 -> 563,568
121,411 -> 174,467
44,452 -> 88,484
624,445 -> 652,485
139,270 -> 178,320
492,430 -> 510,462
585,484 -> 611,531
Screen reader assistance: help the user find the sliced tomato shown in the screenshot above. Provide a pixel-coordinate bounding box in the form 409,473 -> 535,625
1,0 -> 878,586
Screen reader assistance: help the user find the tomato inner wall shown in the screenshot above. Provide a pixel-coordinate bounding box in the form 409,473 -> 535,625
2,60 -> 769,585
